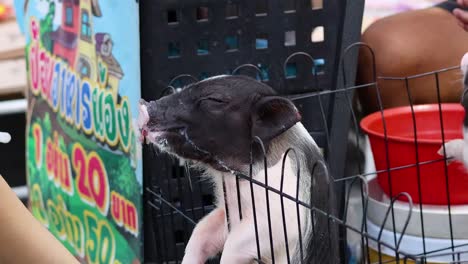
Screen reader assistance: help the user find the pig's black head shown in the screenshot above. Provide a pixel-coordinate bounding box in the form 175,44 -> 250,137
139,75 -> 301,172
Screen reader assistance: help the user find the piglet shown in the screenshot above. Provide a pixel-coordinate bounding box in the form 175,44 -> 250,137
438,52 -> 468,167
139,76 -> 338,264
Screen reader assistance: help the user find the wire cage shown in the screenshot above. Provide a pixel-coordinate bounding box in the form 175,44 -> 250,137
142,42 -> 468,263
139,0 -> 365,263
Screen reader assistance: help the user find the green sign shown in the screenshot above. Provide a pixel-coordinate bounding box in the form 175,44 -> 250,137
15,0 -> 143,263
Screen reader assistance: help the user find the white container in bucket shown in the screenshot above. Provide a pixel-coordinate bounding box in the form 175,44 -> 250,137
367,178 -> 468,239
366,219 -> 468,263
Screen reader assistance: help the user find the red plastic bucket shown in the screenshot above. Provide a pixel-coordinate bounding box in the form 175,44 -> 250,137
360,104 -> 468,205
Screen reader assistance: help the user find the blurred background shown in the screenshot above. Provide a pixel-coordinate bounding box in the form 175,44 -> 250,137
362,0 -> 445,30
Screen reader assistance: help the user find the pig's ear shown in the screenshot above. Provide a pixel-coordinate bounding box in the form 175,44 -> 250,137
251,96 -> 301,143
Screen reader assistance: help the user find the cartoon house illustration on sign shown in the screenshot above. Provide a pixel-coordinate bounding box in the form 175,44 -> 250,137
96,33 -> 124,100
50,0 -> 101,82
49,0 -> 123,98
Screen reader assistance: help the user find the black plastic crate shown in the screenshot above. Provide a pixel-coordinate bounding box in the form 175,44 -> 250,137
140,0 -> 364,262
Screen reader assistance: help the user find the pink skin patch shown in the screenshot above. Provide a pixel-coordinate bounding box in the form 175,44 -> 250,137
138,102 -> 150,143
182,208 -> 227,264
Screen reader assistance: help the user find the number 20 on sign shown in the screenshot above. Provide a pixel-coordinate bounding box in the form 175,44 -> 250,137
72,143 -> 109,216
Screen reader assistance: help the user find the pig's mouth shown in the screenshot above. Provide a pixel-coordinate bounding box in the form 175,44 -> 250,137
137,100 -> 227,170
141,126 -> 185,147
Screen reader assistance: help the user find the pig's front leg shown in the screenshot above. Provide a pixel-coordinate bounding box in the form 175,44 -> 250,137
182,208 -> 228,264
220,219 -> 266,264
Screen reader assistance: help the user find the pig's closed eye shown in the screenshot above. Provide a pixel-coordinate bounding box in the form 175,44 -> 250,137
198,97 -> 228,108
205,97 -> 225,103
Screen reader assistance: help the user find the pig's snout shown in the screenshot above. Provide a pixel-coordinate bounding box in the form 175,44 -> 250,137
138,102 -> 150,128
138,100 -> 151,143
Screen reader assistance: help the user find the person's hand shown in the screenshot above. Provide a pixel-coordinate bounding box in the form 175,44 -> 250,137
453,0 -> 468,31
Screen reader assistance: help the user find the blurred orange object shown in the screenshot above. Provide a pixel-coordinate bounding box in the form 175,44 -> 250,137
0,4 -> 12,21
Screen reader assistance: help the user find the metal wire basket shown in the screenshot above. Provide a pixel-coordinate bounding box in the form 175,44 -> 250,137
142,38 -> 468,263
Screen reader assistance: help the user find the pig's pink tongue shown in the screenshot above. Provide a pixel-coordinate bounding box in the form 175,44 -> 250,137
139,129 -> 148,143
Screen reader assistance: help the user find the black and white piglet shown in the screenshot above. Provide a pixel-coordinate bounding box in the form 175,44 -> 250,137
138,75 -> 338,264
439,53 -> 468,166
